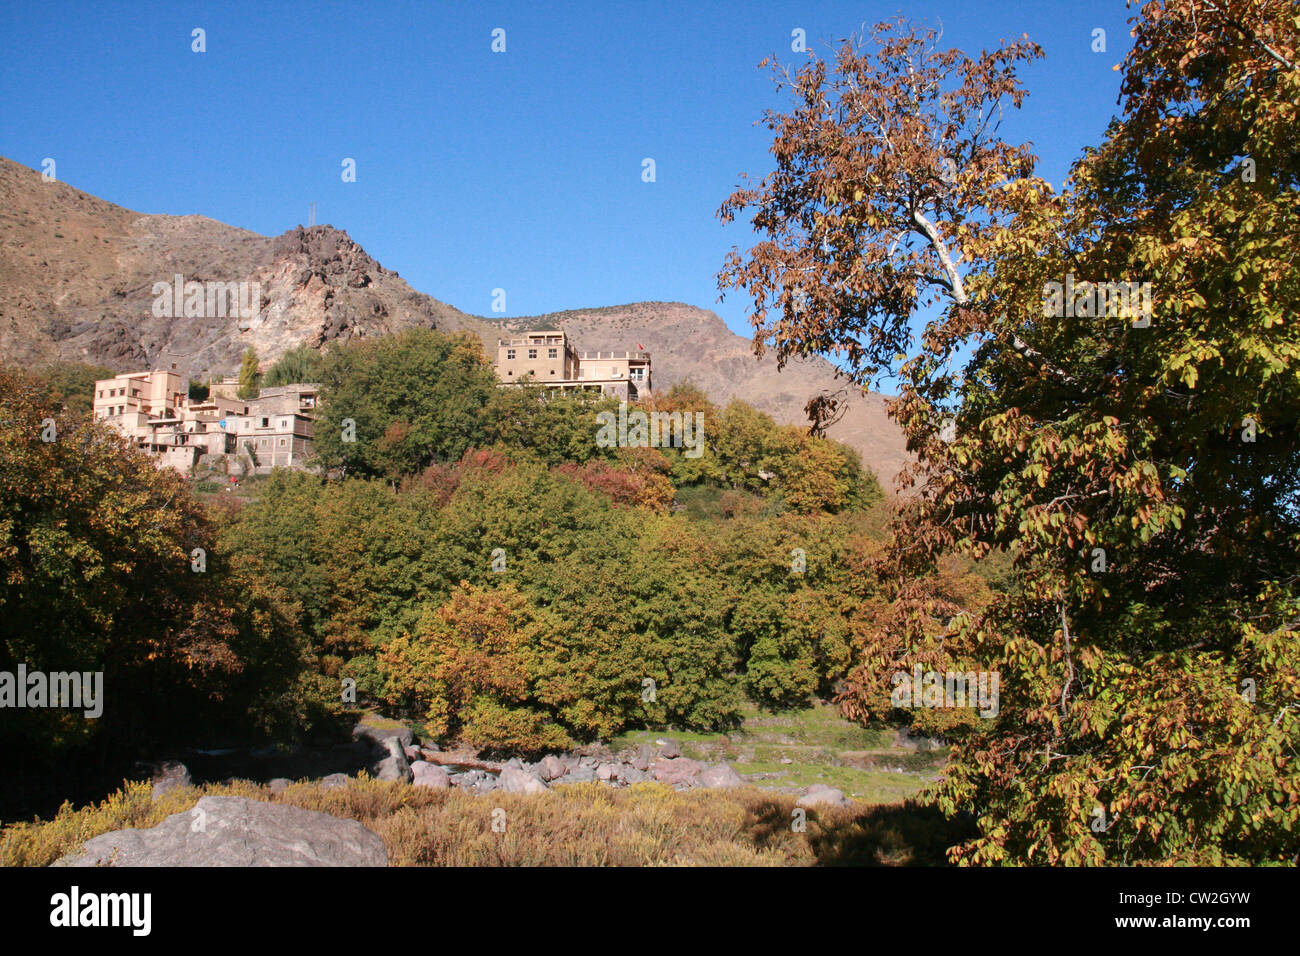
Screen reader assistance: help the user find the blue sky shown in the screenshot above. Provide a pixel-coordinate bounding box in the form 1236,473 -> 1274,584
1,0 -> 1135,387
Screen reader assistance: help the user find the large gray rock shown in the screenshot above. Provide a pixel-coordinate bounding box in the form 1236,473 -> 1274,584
319,773 -> 350,790
657,739 -> 682,759
410,761 -> 450,790
622,767 -> 650,784
352,720 -> 415,754
53,796 -> 387,867
595,762 -> 620,782
796,784 -> 851,808
373,737 -> 412,783
652,757 -> 703,786
697,764 -> 745,789
498,766 -> 550,795
557,768 -> 597,785
536,755 -> 567,781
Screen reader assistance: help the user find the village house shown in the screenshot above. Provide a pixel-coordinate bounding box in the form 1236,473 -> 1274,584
92,368 -> 317,475
494,330 -> 651,400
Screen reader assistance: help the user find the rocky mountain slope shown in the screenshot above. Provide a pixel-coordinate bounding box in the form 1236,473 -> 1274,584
0,156 -> 909,489
494,303 -> 910,490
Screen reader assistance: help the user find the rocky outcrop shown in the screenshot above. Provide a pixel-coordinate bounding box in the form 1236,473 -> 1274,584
53,796 -> 387,867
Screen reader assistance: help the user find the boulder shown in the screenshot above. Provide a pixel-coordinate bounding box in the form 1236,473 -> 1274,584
622,767 -> 650,784
319,773 -> 350,790
137,760 -> 191,799
652,757 -> 703,786
351,719 -> 415,754
536,755 -> 567,781
410,761 -> 450,790
373,737 -> 412,783
631,744 -> 652,772
558,768 -> 597,785
796,784 -> 851,808
595,762 -> 620,782
498,766 -> 550,795
697,764 -> 745,789
267,778 -> 293,794
657,739 -> 682,759
53,796 -> 387,867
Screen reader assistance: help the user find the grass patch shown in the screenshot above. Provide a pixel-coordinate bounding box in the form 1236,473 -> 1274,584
1,776 -> 972,867
607,701 -> 942,803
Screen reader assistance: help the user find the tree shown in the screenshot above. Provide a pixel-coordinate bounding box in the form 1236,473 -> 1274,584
378,583 -> 573,753
718,17 -> 1042,396
263,344 -> 327,387
31,362 -> 114,418
721,6 -> 1300,864
0,368 -> 327,782
312,329 -> 498,479
237,346 -> 262,399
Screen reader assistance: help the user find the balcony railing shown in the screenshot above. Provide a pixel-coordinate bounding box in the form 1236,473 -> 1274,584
578,351 -> 650,361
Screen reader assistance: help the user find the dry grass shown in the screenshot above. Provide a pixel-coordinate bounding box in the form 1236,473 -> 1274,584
1,775 -> 971,867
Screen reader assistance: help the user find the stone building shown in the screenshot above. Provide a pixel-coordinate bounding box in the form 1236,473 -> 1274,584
92,370 -> 317,475
494,329 -> 651,400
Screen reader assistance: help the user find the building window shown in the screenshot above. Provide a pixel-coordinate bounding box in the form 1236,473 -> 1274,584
528,349 -> 537,359
260,417 -> 269,428
279,439 -> 286,447
548,348 -> 557,359
506,349 -> 515,360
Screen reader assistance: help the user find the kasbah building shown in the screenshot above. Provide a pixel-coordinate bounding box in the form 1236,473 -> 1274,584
91,330 -> 650,475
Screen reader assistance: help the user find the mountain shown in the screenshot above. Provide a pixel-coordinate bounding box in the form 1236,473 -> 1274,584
0,156 -> 493,377
493,304 -> 911,491
0,156 -> 910,490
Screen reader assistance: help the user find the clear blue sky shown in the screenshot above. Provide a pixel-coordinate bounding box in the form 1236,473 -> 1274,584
1,0 -> 1134,386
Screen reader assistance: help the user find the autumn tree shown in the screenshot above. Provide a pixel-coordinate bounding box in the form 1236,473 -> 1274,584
720,6 -> 1300,864
0,368 -> 328,789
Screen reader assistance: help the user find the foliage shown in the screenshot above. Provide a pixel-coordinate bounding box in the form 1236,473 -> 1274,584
311,328 -> 499,479
237,346 -> 262,399
263,344 -> 327,388
0,368 -> 331,774
720,4 -> 1300,864
32,362 -> 114,418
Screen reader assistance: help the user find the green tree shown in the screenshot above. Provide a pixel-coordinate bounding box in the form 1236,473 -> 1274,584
237,346 -> 262,399
312,329 -> 498,478
31,362 -> 114,418
264,344 -> 327,387
0,368 -> 328,777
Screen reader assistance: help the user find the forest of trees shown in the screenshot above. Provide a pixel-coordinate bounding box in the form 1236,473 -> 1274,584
0,0 -> 1293,867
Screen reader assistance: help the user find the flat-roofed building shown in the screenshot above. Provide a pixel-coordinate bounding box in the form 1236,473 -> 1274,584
494,330 -> 651,401
91,370 -> 318,475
